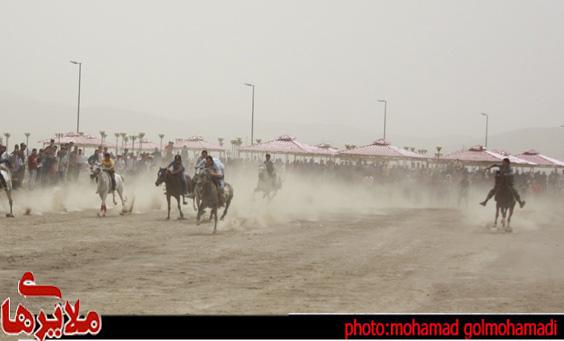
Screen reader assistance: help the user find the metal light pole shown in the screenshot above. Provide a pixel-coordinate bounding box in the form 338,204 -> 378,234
377,99 -> 388,141
244,83 -> 255,145
70,60 -> 82,133
481,113 -> 489,148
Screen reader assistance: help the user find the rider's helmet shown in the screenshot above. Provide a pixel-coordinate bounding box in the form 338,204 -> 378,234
104,152 -> 111,158
175,154 -> 182,162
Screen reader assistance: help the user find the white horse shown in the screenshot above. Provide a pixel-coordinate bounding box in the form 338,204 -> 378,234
0,166 -> 14,217
90,165 -> 126,217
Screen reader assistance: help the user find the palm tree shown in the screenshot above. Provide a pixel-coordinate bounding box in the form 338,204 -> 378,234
114,133 -> 120,154
100,131 -> 107,145
230,139 -> 237,155
4,133 -> 10,149
138,132 -> 145,151
130,135 -> 137,154
120,133 -> 127,150
159,134 -> 165,150
255,138 -> 262,144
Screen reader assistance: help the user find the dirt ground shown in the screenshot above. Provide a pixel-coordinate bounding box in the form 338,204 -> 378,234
1,174 -> 563,315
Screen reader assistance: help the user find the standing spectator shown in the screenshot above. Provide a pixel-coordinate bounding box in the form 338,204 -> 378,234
68,145 -> 80,181
27,148 -> 39,189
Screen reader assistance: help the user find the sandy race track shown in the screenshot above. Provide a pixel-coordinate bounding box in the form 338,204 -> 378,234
0,172 -> 563,315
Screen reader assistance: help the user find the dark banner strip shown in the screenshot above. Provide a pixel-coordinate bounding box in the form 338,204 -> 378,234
63,314 -> 564,339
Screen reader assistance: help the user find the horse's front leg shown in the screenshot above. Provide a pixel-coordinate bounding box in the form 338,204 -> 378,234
99,194 -> 107,217
118,188 -> 126,214
166,195 -> 171,220
6,190 -> 14,218
220,197 -> 232,221
494,204 -> 500,227
213,208 -> 218,234
507,206 -> 514,230
196,202 -> 203,225
177,196 -> 185,220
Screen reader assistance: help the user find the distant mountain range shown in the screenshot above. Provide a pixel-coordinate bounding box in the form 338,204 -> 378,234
2,93 -> 563,159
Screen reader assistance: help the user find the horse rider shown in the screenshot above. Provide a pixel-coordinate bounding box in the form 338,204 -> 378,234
195,150 -> 209,171
480,158 -> 526,208
101,152 -> 116,191
0,144 -> 10,188
264,153 -> 277,182
166,154 -> 190,204
205,155 -> 225,206
88,146 -> 101,166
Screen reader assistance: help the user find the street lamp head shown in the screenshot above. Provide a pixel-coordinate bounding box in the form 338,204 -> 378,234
70,60 -> 81,65
481,112 -> 488,117
244,83 -> 254,87
377,99 -> 386,103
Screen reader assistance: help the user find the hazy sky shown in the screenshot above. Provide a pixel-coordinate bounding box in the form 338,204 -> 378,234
2,0 -> 563,146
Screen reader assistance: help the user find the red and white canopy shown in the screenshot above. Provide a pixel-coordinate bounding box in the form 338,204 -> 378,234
239,135 -> 328,156
310,143 -> 340,156
338,139 -> 425,159
40,132 -> 105,148
443,145 -> 536,165
515,149 -> 564,167
173,136 -> 225,152
136,140 -> 160,151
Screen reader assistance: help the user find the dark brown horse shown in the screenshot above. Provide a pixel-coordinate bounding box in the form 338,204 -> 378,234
494,181 -> 516,232
193,169 -> 233,233
155,168 -> 191,220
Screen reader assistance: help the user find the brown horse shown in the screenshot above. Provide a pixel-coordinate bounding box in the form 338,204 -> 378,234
155,168 -> 191,220
193,169 -> 233,233
494,182 -> 516,232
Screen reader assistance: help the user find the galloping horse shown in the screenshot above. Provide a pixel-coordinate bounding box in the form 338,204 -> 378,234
0,166 -> 14,217
193,169 -> 233,233
253,165 -> 282,200
493,181 -> 516,232
155,168 -> 191,220
90,165 -> 127,217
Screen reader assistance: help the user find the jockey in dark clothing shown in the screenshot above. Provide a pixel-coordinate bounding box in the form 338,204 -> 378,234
480,158 -> 525,208
264,154 -> 276,186
167,154 -> 189,204
265,154 -> 275,176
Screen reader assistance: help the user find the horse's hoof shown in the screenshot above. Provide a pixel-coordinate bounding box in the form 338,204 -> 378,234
165,217 -> 170,220
6,214 -> 14,218
178,217 -> 186,220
